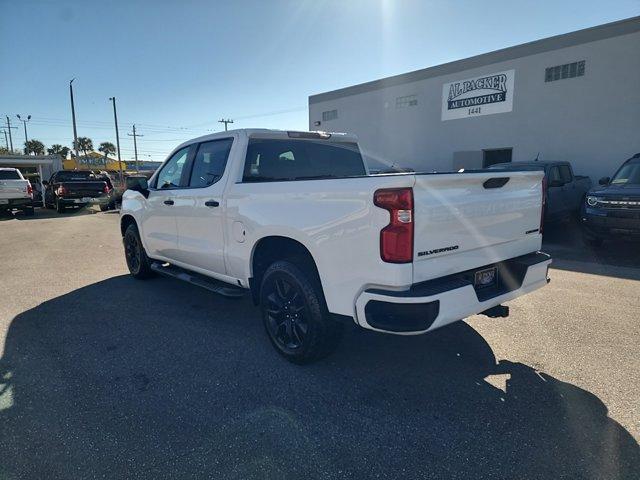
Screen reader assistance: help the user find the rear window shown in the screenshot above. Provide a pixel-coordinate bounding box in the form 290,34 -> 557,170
0,170 -> 21,180
55,171 -> 96,182
242,139 -> 366,182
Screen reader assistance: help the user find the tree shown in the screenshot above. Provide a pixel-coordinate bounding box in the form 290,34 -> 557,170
74,137 -> 94,158
98,141 -> 116,167
47,144 -> 71,159
24,139 -> 45,155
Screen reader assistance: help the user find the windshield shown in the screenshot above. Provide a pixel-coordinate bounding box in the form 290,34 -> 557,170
611,161 -> 640,185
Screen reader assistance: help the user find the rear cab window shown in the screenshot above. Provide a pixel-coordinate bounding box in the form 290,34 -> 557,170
0,170 -> 21,180
242,139 -> 366,182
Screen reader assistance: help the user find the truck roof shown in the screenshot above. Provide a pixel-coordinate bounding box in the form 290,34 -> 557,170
174,129 -> 359,151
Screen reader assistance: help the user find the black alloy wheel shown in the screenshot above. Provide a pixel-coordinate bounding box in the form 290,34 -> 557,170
260,260 -> 343,363
264,274 -> 309,352
123,223 -> 154,279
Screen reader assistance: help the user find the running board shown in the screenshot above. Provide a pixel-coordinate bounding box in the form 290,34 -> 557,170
150,262 -> 246,298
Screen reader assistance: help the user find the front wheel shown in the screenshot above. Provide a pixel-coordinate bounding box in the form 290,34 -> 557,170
123,223 -> 154,279
260,260 -> 342,364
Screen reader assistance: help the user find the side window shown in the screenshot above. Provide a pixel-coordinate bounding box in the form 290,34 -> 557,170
155,146 -> 190,189
548,166 -> 562,184
188,138 -> 233,188
559,165 -> 573,183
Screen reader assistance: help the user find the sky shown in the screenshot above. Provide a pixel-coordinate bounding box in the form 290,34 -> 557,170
1,0 -> 638,162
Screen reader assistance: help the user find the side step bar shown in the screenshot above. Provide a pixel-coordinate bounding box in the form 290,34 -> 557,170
150,262 -> 246,298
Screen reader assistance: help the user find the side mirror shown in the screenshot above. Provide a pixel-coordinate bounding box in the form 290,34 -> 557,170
126,177 -> 149,198
598,177 -> 610,186
548,179 -> 564,188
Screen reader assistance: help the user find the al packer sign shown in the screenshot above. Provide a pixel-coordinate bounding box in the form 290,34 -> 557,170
441,69 -> 515,121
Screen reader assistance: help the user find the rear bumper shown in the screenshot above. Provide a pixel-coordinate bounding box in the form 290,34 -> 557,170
355,252 -> 551,335
0,197 -> 32,209
59,195 -> 110,206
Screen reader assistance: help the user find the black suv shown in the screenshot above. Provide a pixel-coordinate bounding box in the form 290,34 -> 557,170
580,153 -> 640,247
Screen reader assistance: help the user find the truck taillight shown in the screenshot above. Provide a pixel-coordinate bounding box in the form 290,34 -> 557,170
540,176 -> 547,235
57,185 -> 68,196
27,183 -> 33,197
374,188 -> 414,263
103,184 -> 111,193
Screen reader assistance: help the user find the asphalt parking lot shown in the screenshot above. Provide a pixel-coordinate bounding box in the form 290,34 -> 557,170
0,208 -> 638,479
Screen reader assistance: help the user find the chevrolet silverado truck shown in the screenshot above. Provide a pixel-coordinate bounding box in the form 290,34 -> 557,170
120,129 -> 551,363
43,170 -> 112,213
490,161 -> 592,222
0,168 -> 34,216
581,153 -> 640,246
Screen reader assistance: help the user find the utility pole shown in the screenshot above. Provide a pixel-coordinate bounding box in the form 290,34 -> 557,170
1,129 -> 8,149
218,118 -> 233,131
5,116 -> 17,151
109,97 -> 124,185
127,124 -> 143,173
16,114 -> 31,153
70,78 -> 79,157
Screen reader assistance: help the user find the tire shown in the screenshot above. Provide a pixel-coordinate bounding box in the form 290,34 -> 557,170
123,223 -> 154,279
99,204 -> 109,212
260,260 -> 343,364
23,207 -> 35,217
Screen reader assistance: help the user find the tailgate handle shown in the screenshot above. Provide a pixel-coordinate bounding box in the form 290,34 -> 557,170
483,177 -> 510,189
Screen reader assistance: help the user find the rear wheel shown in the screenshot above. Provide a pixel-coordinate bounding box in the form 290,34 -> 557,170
56,199 -> 66,214
99,204 -> 109,212
260,260 -> 342,364
124,223 -> 154,279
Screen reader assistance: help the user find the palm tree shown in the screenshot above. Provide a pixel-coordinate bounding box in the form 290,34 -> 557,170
24,139 -> 45,155
47,144 -> 70,159
74,137 -> 94,159
98,142 -> 116,168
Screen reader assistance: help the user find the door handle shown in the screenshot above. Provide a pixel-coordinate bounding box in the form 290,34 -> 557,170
205,200 -> 220,207
163,199 -> 174,205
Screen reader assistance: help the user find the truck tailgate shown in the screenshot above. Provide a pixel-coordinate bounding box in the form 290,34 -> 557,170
412,170 -> 544,283
0,180 -> 30,199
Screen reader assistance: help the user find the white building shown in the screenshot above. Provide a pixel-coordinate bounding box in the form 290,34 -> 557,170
309,16 -> 640,181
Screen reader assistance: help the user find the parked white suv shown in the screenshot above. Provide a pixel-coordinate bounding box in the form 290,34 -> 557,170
121,129 -> 551,363
0,168 -> 34,216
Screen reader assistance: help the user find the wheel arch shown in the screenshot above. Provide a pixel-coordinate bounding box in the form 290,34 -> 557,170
249,235 -> 324,306
120,214 -> 138,237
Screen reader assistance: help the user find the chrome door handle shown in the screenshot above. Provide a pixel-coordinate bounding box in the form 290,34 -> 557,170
205,200 -> 219,207
163,199 -> 174,205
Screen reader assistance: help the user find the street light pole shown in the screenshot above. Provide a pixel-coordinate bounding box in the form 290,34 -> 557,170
70,78 -> 79,158
109,97 -> 124,185
16,114 -> 31,153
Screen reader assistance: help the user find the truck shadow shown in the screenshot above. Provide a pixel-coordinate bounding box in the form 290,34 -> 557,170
0,275 -> 637,479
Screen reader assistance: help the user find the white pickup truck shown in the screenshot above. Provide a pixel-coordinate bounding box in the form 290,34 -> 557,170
121,129 -> 551,363
0,168 -> 34,216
